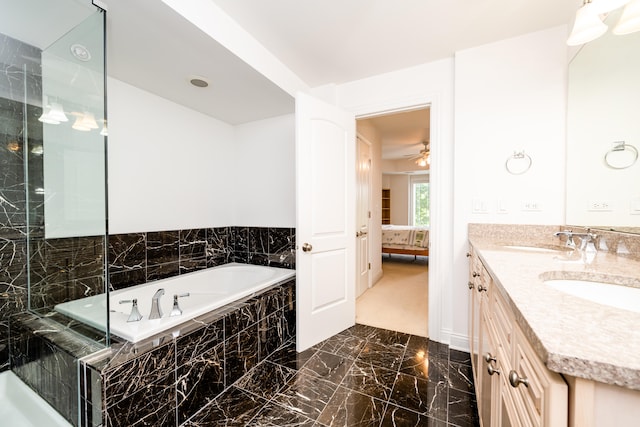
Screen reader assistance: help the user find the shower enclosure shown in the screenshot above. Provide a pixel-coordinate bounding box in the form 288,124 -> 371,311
0,1 -> 108,425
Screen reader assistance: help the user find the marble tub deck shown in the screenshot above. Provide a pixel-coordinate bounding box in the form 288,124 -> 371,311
184,324 -> 479,427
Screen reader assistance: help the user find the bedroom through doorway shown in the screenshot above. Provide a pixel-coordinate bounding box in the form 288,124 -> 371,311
354,108 -> 430,338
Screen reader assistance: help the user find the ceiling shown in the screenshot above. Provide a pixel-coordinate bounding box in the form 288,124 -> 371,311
359,109 -> 431,160
3,0 -> 581,126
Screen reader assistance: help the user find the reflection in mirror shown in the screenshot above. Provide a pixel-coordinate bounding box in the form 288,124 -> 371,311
566,8 -> 640,234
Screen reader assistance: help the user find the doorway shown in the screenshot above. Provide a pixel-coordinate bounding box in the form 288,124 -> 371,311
354,108 -> 431,337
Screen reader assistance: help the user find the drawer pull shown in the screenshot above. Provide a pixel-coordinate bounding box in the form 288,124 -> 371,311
487,364 -> 501,376
468,281 -> 475,290
508,370 -> 529,388
484,353 -> 496,363
477,284 -> 487,293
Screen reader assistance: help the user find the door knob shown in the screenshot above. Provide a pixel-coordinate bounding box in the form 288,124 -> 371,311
302,243 -> 313,252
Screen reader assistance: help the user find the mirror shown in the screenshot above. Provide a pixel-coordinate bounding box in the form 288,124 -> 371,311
566,8 -> 640,234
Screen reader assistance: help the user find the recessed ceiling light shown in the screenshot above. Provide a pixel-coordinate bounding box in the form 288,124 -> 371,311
70,44 -> 91,62
189,76 -> 209,88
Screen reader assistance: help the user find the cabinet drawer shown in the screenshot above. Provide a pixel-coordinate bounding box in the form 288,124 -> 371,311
492,288 -> 513,357
512,327 -> 568,427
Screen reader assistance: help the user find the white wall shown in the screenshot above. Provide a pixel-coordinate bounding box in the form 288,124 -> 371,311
107,77 -> 236,233
451,26 -> 567,349
233,114 -> 295,227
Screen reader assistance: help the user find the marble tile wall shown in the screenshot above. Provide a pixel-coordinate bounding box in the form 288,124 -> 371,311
0,32 -> 43,373
79,278 -> 296,427
109,226 -> 295,291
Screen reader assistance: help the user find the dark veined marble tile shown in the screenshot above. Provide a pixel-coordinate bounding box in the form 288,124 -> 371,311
340,358 -> 397,402
233,227 -> 249,255
449,349 -> 472,366
180,228 -> 207,260
248,252 -> 270,266
249,227 -> 269,253
146,230 -> 179,266
104,372 -> 175,427
390,372 -> 445,419
357,340 -> 405,372
102,341 -> 176,404
184,386 -> 268,427
258,311 -> 284,361
224,324 -> 259,386
340,324 -> 379,341
447,388 -> 479,427
0,236 -> 27,285
448,361 -> 475,394
316,386 -> 386,427
109,268 -> 146,291
365,328 -> 411,348
381,404 -> 449,427
268,227 -> 293,254
176,318 -> 224,366
300,349 -> 355,385
179,256 -> 208,275
272,370 -> 339,421
235,360 -> 296,399
176,342 -> 225,424
400,345 -> 447,382
146,261 -> 179,282
249,401 -> 315,426
108,233 -> 146,271
319,332 -> 366,359
206,227 -> 229,254
265,339 -> 318,371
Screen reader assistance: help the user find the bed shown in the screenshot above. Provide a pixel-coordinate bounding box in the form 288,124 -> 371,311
381,225 -> 429,258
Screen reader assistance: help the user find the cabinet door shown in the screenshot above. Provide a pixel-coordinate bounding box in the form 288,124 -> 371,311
468,250 -> 481,384
479,311 -> 498,427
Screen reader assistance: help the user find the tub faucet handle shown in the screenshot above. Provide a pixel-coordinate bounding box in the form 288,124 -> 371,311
149,288 -> 165,319
170,293 -> 190,317
119,298 -> 143,322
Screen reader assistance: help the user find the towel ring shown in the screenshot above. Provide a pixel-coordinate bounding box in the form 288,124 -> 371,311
604,142 -> 638,170
505,151 -> 532,175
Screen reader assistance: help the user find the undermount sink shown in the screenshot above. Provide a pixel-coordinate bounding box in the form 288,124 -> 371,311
544,279 -> 640,313
503,245 -> 568,254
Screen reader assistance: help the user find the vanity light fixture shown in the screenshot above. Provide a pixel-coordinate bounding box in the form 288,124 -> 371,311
613,0 -> 640,34
567,0 -> 609,46
568,0 -> 640,44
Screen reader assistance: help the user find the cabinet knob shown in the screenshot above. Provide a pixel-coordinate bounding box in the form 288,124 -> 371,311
508,370 -> 529,388
477,284 -> 487,293
472,271 -> 479,277
466,252 -> 471,258
483,353 -> 496,363
487,364 -> 501,376
468,281 -> 475,290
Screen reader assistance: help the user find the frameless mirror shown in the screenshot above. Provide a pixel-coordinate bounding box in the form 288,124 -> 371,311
566,8 -> 640,234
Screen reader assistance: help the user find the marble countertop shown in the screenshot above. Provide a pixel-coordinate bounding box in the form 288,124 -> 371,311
469,238 -> 640,391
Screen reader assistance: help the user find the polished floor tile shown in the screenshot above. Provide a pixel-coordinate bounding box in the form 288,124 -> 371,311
184,325 -> 479,427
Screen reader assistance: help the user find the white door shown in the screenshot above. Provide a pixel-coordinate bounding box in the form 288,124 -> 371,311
296,92 -> 356,351
356,136 -> 371,298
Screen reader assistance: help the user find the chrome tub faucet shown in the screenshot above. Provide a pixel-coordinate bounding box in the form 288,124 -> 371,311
149,288 -> 165,319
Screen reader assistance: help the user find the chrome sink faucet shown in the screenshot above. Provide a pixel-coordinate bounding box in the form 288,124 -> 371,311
554,230 -> 576,248
149,288 -> 165,319
554,229 -> 597,252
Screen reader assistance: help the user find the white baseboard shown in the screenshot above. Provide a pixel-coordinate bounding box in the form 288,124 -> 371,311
449,332 -> 470,353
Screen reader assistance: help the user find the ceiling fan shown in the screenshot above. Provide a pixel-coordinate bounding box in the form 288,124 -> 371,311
406,141 -> 430,167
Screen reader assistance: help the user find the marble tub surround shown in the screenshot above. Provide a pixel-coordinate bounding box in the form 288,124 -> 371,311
109,226 -> 295,291
10,312 -> 105,426
469,226 -> 640,390
185,324 -> 479,427
79,278 -> 295,427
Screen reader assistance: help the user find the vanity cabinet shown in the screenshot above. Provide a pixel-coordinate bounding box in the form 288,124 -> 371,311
468,249 -> 568,427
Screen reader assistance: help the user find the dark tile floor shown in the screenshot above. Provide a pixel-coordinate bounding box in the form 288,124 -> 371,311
183,324 -> 479,426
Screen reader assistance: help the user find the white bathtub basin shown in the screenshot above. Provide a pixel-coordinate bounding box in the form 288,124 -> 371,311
544,279 -> 640,313
0,371 -> 71,427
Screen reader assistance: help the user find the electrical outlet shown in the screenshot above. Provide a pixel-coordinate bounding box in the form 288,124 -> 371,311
588,200 -> 612,211
472,198 -> 489,214
521,201 -> 542,211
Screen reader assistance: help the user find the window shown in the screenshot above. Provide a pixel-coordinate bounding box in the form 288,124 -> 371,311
411,180 -> 430,227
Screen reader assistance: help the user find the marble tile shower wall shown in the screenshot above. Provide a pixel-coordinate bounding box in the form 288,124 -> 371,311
79,279 -> 296,427
0,32 -> 44,372
109,226 -> 296,290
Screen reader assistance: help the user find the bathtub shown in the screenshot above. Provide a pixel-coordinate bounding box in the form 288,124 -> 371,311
0,371 -> 72,426
55,263 -> 295,343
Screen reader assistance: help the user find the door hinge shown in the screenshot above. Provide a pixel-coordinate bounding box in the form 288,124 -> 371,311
368,263 -> 371,270
368,211 -> 371,218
